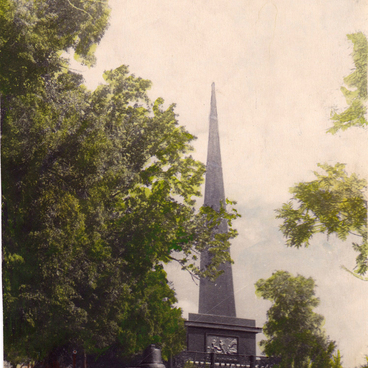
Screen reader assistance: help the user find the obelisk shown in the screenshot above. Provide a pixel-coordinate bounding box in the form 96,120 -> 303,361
185,84 -> 261,357
198,82 -> 236,317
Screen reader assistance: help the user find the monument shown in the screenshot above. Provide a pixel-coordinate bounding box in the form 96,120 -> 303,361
185,83 -> 261,357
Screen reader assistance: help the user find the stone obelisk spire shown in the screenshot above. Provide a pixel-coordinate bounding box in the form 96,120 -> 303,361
198,83 -> 236,317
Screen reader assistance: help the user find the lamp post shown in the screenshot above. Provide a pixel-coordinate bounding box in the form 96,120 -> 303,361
72,350 -> 77,368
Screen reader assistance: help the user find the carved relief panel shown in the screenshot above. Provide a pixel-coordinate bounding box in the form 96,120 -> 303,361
206,335 -> 238,355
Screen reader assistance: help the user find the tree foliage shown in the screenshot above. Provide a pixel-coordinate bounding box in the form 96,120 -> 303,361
331,350 -> 344,368
328,32 -> 367,134
276,32 -> 368,279
276,163 -> 367,275
0,0 -> 110,96
1,1 -> 240,365
255,271 -> 337,368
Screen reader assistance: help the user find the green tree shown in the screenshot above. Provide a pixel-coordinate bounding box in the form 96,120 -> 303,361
255,271 -> 337,368
276,32 -> 368,279
328,32 -> 367,134
0,0 -> 110,95
1,1 -> 240,366
276,163 -> 367,276
331,350 -> 344,368
2,64 -> 239,365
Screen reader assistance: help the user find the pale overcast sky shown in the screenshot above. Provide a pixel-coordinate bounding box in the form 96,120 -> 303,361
70,1 -> 368,366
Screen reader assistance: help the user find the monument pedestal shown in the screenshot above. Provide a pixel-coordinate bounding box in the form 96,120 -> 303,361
185,313 -> 261,356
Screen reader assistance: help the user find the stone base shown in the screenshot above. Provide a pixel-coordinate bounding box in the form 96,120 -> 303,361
185,313 -> 262,356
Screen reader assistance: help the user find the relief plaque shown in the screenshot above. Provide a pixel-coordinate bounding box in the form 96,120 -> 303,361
206,335 -> 238,355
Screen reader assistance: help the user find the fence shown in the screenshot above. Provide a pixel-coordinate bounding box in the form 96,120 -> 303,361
172,351 -> 280,368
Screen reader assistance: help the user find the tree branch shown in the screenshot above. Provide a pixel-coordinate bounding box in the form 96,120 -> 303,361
341,265 -> 368,281
66,0 -> 92,18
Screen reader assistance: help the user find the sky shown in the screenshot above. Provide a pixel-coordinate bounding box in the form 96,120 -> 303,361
70,1 -> 368,366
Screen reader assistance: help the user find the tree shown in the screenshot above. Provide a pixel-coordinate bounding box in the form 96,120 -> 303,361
328,32 -> 367,134
1,1 -> 240,366
2,64 -> 239,366
255,271 -> 337,368
0,0 -> 110,95
331,350 -> 344,368
276,32 -> 368,279
276,163 -> 367,276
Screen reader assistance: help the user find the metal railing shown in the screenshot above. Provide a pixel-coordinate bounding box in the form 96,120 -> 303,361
172,351 -> 280,368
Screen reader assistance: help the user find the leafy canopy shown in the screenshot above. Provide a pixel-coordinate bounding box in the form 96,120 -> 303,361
328,32 -> 367,134
255,271 -> 337,368
2,63 -> 240,364
1,0 -> 240,365
276,163 -> 367,275
331,351 -> 344,368
0,0 -> 110,95
276,32 -> 368,279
